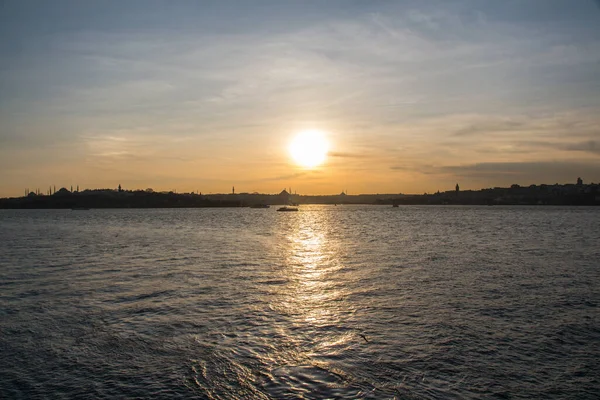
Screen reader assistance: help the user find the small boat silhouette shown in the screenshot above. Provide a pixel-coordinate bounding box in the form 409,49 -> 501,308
276,206 -> 298,212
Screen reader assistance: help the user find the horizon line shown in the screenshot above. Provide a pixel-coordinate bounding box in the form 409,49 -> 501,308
7,178 -> 595,199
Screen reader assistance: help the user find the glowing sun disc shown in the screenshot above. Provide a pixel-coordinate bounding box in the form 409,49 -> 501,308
289,130 -> 329,168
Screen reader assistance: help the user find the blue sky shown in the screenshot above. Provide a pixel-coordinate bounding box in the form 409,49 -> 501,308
1,0 -> 599,196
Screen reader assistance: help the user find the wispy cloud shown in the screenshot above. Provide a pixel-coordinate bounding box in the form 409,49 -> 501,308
562,140 -> 600,156
454,120 -> 528,137
258,171 -> 310,182
437,161 -> 600,185
328,151 -> 371,159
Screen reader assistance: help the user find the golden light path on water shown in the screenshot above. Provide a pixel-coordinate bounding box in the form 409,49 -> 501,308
286,222 -> 339,325
258,209 -> 366,397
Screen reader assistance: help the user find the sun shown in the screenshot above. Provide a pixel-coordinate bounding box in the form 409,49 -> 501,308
288,130 -> 330,168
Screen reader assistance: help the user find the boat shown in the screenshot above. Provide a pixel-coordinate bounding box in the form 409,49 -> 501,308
71,207 -> 90,210
250,204 -> 270,208
392,204 -> 399,208
276,206 -> 298,212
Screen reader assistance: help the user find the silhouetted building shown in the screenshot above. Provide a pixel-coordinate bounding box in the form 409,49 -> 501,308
455,183 -> 460,192
577,177 -> 583,186
55,187 -> 71,196
277,189 -> 290,204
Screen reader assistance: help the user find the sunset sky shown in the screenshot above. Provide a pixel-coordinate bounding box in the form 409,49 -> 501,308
1,0 -> 600,197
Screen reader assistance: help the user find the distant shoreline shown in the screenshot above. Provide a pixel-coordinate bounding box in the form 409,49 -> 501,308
1,204 -> 599,209
1,182 -> 599,208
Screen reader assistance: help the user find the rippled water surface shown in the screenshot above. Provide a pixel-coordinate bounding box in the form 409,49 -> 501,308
1,206 -> 599,399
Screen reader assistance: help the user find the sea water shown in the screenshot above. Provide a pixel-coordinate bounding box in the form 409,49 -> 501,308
1,206 -> 598,399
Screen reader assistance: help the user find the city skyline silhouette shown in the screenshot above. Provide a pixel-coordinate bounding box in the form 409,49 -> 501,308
1,1 -> 600,197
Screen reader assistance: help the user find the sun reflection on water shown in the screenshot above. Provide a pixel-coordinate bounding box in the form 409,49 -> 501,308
273,209 -> 355,351
246,207 -> 366,397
